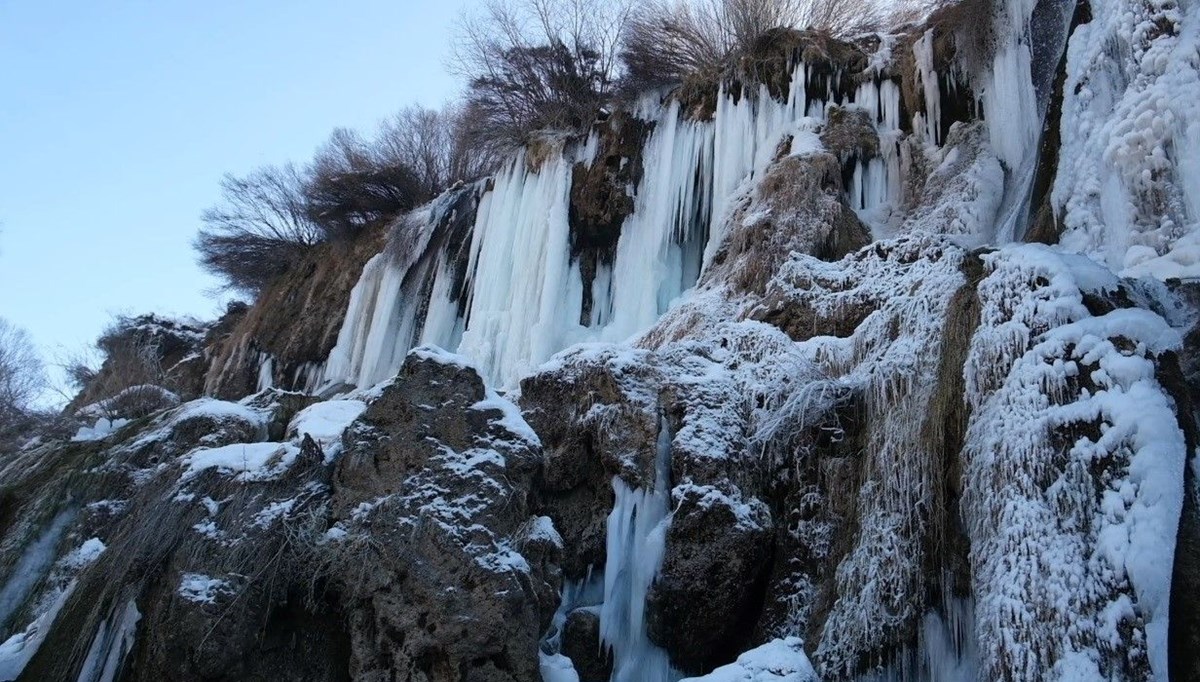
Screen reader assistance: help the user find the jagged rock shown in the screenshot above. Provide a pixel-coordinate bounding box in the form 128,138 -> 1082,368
710,150 -> 871,295
520,351 -> 662,578
561,607 -> 612,682
15,417 -> 344,681
819,106 -> 880,167
330,349 -> 554,682
646,484 -> 774,674
67,314 -> 211,415
241,388 -> 320,441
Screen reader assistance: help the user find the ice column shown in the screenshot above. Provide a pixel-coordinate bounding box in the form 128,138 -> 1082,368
599,418 -> 677,682
456,150 -> 579,386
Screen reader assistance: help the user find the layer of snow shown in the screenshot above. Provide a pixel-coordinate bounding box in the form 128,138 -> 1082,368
286,399 -> 366,463
72,418 -> 131,442
680,638 -> 817,682
962,245 -> 1186,680
182,442 -> 300,482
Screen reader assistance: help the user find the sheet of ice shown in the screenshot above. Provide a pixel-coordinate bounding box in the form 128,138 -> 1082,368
0,582 -> 75,681
76,599 -> 140,682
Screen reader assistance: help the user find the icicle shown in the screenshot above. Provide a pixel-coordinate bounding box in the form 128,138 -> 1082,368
599,418 -> 677,682
456,150 -> 580,386
255,354 -> 274,392
912,31 -> 943,148
76,600 -> 140,682
706,61 -> 812,268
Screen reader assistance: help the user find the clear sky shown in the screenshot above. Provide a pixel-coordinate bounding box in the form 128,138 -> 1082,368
0,0 -> 469,392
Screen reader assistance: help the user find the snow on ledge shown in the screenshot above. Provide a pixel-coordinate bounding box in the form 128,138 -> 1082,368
182,442 -> 300,482
177,573 -> 232,605
680,638 -> 818,681
287,399 -> 367,463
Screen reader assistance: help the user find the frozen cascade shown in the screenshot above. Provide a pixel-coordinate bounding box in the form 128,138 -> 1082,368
539,572 -> 606,681
603,98 -> 713,342
857,597 -> 979,682
322,60 -> 909,390
457,149 -> 579,384
76,600 -> 140,682
255,354 -> 273,392
599,418 -> 678,682
982,0 -> 1078,242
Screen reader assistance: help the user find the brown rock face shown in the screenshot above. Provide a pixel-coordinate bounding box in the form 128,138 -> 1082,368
708,150 -> 872,295
646,484 -> 775,674
520,350 -> 664,579
204,225 -> 387,399
570,112 -> 653,325
331,351 -> 556,682
562,607 -> 613,682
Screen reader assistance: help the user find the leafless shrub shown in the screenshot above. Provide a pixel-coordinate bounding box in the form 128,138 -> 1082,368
451,0 -> 634,156
304,127 -> 426,241
0,319 -> 46,452
621,0 -> 899,92
376,105 -> 495,196
82,317 -> 175,419
195,164 -> 320,295
621,0 -> 806,90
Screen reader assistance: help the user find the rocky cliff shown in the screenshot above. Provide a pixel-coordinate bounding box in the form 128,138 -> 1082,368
2,0 -> 1199,680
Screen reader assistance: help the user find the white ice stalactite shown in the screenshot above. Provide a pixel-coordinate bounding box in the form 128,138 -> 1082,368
76,599 -> 140,682
321,253 -> 386,388
456,150 -> 580,387
850,78 -> 905,223
604,99 -> 713,343
707,62 -> 811,267
599,418 -> 677,682
912,31 -> 944,149
255,354 -> 274,392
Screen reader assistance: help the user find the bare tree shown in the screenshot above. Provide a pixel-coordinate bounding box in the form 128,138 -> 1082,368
0,319 -> 44,418
377,104 -> 500,194
451,0 -> 635,154
622,0 -> 807,90
195,163 -> 320,294
0,319 -> 47,451
305,127 -> 426,239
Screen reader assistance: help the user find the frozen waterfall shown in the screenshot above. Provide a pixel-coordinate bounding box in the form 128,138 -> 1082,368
599,418 -> 678,682
320,60 -> 910,391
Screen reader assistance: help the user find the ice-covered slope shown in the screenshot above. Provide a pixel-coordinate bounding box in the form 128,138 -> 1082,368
5,0 -> 1200,680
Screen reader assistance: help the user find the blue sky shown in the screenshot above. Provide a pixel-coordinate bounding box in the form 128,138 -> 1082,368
0,0 -> 468,392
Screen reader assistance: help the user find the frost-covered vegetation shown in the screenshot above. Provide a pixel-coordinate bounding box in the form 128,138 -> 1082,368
6,0 -> 1200,679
